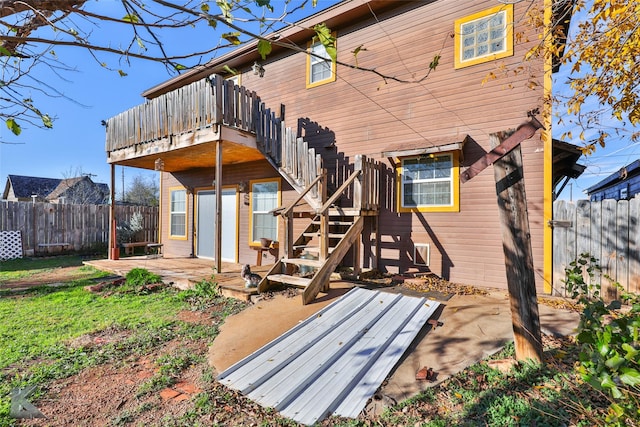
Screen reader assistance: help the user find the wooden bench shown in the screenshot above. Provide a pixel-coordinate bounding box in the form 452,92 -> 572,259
122,242 -> 151,255
37,243 -> 70,253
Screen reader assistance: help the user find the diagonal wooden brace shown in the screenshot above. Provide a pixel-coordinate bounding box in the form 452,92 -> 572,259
460,117 -> 544,183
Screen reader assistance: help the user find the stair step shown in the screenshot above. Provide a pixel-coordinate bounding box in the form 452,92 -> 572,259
329,208 -> 360,216
311,220 -> 354,226
282,257 -> 324,268
267,274 -> 312,288
293,246 -> 334,254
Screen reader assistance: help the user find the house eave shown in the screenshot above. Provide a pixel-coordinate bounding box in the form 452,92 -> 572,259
141,0 -> 412,99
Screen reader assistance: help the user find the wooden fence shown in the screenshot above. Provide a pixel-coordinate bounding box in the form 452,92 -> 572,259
0,201 -> 158,256
552,198 -> 640,297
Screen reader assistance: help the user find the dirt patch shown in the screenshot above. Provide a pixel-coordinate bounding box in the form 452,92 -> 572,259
0,265 -> 107,291
20,338 -> 209,427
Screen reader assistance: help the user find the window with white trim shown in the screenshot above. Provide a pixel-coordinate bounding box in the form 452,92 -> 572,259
170,188 -> 187,238
401,154 -> 455,209
250,180 -> 279,243
454,5 -> 513,68
306,38 -> 336,88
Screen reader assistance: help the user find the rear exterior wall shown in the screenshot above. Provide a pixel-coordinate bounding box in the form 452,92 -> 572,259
159,160 -> 312,264
228,0 -> 547,290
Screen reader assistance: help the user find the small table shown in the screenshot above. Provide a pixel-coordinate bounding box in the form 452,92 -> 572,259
251,242 -> 278,266
146,243 -> 163,258
252,246 -> 271,266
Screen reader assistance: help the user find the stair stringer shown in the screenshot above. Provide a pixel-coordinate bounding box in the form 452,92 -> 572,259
302,216 -> 363,305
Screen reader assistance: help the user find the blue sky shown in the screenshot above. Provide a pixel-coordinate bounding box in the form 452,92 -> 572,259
552,4 -> 640,200
1,1 -> 637,201
0,0 -> 333,199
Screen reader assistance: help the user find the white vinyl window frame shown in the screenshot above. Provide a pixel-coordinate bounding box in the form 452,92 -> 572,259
306,37 -> 336,88
398,153 -> 460,213
249,179 -> 280,245
169,187 -> 187,239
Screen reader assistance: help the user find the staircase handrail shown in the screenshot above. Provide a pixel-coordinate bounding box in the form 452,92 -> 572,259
317,169 -> 362,214
278,172 -> 326,218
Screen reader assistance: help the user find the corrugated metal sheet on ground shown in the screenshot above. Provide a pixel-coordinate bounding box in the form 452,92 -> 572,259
217,287 -> 441,425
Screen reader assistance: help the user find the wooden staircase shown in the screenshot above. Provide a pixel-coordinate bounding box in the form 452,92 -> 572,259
259,211 -> 363,305
256,122 -> 381,305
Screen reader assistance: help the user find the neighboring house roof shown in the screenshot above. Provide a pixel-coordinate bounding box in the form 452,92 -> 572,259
2,174 -> 110,203
586,159 -> 640,197
2,175 -> 61,200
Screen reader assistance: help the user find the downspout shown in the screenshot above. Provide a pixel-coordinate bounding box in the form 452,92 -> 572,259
543,0 -> 554,294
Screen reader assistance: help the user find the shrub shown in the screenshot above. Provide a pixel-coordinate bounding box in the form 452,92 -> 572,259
124,268 -> 162,293
564,253 -> 640,425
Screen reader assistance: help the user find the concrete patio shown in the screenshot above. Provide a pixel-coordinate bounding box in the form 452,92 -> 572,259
84,256 -> 274,300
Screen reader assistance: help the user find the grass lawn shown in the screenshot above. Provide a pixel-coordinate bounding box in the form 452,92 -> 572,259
0,257 -> 626,427
0,257 -> 248,427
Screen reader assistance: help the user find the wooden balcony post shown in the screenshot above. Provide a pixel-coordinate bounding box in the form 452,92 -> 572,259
215,139 -> 223,273
213,75 -> 223,124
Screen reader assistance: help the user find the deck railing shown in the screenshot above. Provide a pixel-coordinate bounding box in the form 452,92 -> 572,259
104,75 -> 282,164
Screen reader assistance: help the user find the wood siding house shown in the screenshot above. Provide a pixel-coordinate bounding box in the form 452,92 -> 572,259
586,159 -> 640,201
105,0 -> 570,301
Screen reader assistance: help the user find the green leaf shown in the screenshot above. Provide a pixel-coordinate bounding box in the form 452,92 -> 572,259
41,115 -> 53,129
222,32 -> 241,45
136,37 -> 146,50
605,353 -> 625,370
207,19 -> 217,29
622,343 -> 639,360
122,14 -> 139,23
201,3 -> 210,12
619,367 -> 640,387
429,54 -> 441,70
0,46 -> 11,56
6,118 -> 21,136
255,0 -> 273,12
257,39 -> 272,60
222,65 -> 238,75
314,23 -> 336,62
118,70 -> 128,77
174,64 -> 187,71
607,300 -> 622,310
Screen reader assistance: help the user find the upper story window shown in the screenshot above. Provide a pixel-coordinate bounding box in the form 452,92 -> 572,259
398,153 -> 460,212
454,4 -> 513,69
306,37 -> 336,88
170,187 -> 187,239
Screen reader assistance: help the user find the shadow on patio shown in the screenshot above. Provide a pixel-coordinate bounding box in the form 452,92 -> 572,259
84,256 -> 275,301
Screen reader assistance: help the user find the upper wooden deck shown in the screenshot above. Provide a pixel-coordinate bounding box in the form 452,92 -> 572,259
104,75 -> 282,172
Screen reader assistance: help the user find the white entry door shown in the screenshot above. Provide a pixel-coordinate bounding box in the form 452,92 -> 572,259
196,189 -> 237,262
